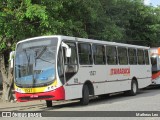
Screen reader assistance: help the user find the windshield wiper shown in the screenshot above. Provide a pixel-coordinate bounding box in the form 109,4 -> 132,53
38,57 -> 54,64
35,46 -> 54,65
36,46 -> 47,59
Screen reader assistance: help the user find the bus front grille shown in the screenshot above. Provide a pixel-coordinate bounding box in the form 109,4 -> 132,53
19,95 -> 54,101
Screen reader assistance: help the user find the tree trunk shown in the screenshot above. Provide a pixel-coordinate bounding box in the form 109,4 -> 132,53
0,54 -> 14,102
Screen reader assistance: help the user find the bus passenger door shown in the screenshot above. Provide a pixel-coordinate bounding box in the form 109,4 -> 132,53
62,41 -> 82,100
62,42 -> 78,82
58,41 -> 82,100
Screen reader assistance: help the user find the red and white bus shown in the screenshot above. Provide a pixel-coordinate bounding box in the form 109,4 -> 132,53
13,35 -> 151,107
150,47 -> 160,85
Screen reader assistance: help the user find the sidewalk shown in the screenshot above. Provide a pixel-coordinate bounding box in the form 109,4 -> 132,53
0,99 -> 46,111
0,90 -> 46,111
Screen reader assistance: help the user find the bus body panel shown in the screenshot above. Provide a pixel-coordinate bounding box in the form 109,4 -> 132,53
14,35 -> 152,103
152,71 -> 160,84
15,86 -> 65,102
64,85 -> 83,100
150,47 -> 160,85
64,64 -> 151,100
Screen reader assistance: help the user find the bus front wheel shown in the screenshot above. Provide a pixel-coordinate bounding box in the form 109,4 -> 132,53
80,85 -> 89,105
46,100 -> 52,107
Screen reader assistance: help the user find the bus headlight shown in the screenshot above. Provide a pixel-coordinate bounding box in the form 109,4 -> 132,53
44,86 -> 55,92
15,88 -> 25,93
44,79 -> 57,92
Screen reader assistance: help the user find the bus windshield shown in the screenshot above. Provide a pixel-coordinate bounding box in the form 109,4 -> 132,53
151,55 -> 157,66
15,38 -> 58,87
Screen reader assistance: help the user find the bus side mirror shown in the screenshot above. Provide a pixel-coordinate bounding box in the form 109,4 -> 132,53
9,51 -> 15,68
61,42 -> 71,57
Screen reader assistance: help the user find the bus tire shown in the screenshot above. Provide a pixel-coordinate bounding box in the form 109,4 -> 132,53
128,80 -> 138,96
46,100 -> 52,107
80,85 -> 89,105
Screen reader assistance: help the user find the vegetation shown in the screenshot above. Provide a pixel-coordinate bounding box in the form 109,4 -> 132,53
0,0 -> 160,101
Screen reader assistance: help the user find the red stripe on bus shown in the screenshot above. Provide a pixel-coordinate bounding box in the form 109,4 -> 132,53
152,71 -> 160,80
158,48 -> 160,55
15,86 -> 65,102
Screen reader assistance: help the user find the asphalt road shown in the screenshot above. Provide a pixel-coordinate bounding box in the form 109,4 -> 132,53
1,85 -> 160,120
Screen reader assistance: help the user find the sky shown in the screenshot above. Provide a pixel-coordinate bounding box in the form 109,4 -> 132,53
144,0 -> 160,7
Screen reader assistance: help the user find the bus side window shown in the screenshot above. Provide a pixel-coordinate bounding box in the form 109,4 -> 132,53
78,43 -> 93,65
92,44 -> 106,65
137,49 -> 145,65
106,46 -> 117,65
63,42 -> 78,81
128,48 -> 137,65
144,50 -> 149,65
117,47 -> 128,65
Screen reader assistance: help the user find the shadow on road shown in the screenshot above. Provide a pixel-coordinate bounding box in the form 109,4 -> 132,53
0,103 -> 45,111
40,85 -> 160,111
0,85 -> 160,111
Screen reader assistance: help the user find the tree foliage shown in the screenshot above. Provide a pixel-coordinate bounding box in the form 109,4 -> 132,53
1,0 -> 160,49
1,0 -> 160,101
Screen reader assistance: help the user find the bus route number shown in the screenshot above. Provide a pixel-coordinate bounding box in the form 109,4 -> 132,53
89,71 -> 96,76
24,88 -> 33,93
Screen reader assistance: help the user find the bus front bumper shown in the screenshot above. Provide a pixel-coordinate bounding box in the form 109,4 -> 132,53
15,86 -> 65,102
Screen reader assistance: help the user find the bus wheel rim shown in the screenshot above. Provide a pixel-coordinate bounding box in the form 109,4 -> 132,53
133,83 -> 137,93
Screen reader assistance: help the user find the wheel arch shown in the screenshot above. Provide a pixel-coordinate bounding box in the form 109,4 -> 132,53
83,80 -> 94,96
132,76 -> 138,88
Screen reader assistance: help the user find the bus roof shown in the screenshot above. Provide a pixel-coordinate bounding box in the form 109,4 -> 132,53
17,35 -> 149,49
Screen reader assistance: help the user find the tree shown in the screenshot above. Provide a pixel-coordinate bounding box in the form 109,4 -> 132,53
1,0 -> 160,102
0,0 -> 103,102
0,0 -> 49,102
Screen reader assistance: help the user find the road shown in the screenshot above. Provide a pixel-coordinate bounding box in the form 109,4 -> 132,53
0,86 -> 160,120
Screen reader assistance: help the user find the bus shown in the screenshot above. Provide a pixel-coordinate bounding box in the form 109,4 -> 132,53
13,35 -> 151,107
150,47 -> 160,85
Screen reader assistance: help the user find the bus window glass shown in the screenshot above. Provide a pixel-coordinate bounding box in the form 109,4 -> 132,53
144,50 -> 149,65
78,43 -> 92,65
93,44 -> 106,64
63,42 -> 78,81
118,47 -> 128,65
128,48 -> 137,65
106,46 -> 117,65
137,49 -> 145,65
64,43 -> 77,65
15,38 -> 58,87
